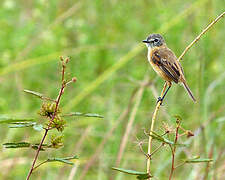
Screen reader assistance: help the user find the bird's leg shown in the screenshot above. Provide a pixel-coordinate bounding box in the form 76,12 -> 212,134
157,82 -> 167,103
157,82 -> 171,104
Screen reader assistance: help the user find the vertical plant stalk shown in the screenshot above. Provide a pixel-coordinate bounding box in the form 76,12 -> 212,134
169,122 -> 180,180
26,60 -> 67,180
146,83 -> 167,175
146,11 -> 225,178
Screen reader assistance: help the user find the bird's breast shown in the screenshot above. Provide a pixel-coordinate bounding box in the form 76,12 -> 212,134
147,48 -> 172,82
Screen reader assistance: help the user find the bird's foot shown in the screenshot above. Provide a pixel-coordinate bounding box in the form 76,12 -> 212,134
157,97 -> 163,105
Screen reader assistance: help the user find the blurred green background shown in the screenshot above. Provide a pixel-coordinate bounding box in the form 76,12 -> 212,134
0,0 -> 224,179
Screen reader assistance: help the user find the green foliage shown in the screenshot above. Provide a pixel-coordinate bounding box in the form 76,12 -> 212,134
0,115 -> 43,131
184,157 -> 213,163
3,142 -> 31,148
0,115 -> 34,124
149,131 -> 187,146
44,155 -> 78,165
64,112 -> 104,118
23,89 -> 44,99
8,122 -> 36,128
112,167 -> 151,179
3,142 -> 49,151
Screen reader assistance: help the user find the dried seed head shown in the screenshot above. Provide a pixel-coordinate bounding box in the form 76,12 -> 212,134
72,77 -> 77,83
186,130 -> 194,138
162,122 -> 174,134
65,57 -> 70,63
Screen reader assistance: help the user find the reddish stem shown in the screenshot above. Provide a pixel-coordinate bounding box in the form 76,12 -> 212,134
169,123 -> 180,180
26,61 -> 66,180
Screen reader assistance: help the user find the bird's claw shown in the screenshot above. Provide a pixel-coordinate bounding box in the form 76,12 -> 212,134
157,97 -> 163,105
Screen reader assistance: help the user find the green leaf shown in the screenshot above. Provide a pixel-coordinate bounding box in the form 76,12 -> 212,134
60,155 -> 78,160
149,132 -> 186,146
64,112 -> 104,118
185,158 -> 213,163
112,167 -> 152,179
23,89 -> 43,99
8,122 -> 36,128
3,142 -> 49,150
0,115 -> 34,124
46,155 -> 78,165
33,124 -> 43,131
3,142 -> 30,148
137,174 -> 152,180
7,121 -> 43,131
31,144 -> 48,151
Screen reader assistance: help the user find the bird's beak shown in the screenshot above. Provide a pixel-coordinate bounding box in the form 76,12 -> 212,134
142,40 -> 150,43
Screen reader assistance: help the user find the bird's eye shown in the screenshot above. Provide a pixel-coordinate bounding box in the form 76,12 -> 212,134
154,39 -> 159,42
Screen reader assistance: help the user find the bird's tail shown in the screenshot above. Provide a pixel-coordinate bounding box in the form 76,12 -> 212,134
182,81 -> 196,102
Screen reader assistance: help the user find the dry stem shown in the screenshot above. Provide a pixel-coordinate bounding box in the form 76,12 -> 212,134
116,76 -> 149,166
79,87 -> 138,180
177,11 -> 225,62
146,11 -> 225,178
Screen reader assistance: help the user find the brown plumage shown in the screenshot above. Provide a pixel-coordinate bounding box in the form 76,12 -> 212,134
143,33 -> 196,102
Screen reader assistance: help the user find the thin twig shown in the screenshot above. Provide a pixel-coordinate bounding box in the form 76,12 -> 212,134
146,11 -> 225,178
33,160 -> 48,171
174,162 -> 186,169
169,121 -> 180,180
138,141 -> 149,159
147,83 -> 167,175
148,143 -> 164,159
26,60 -> 67,180
203,144 -> 214,180
177,11 -> 225,62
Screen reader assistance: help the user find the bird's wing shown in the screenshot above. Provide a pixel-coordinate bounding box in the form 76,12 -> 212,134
151,48 -> 182,83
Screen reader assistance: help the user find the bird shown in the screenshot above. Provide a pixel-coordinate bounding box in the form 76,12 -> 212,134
142,33 -> 196,103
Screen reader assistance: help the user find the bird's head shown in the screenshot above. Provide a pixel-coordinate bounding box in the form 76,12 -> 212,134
142,33 -> 165,49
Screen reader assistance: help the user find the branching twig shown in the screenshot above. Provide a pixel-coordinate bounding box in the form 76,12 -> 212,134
32,160 -> 48,171
146,11 -> 225,179
149,143 -> 164,158
138,141 -> 149,159
169,121 -> 180,180
26,58 -> 69,180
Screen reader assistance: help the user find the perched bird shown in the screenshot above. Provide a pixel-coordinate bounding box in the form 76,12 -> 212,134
142,33 -> 196,103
